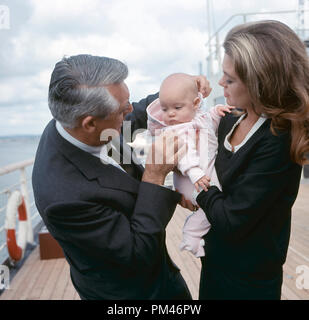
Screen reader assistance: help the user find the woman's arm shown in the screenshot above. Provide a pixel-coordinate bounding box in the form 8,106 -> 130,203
125,93 -> 159,135
196,132 -> 301,243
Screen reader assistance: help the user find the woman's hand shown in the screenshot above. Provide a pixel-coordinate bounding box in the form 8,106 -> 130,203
192,75 -> 212,98
142,132 -> 186,185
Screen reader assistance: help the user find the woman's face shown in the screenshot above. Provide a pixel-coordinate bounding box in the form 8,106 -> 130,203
218,54 -> 252,110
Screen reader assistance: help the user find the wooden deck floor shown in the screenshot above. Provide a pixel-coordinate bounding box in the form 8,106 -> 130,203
1,183 -> 308,300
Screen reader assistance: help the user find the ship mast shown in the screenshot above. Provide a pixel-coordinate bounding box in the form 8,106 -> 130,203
206,0 -> 213,77
298,0 -> 305,40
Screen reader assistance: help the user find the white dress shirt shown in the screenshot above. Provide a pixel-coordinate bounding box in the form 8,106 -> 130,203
224,114 -> 267,153
56,121 -> 126,173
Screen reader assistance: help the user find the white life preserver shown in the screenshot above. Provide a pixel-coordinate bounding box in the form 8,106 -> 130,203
4,190 -> 28,262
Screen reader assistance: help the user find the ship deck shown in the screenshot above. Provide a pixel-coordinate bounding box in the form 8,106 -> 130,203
1,183 -> 309,300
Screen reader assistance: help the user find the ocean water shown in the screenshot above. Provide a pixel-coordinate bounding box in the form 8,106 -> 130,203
0,132 -> 174,264
0,133 -> 151,264
0,136 -> 41,264
0,136 -> 40,187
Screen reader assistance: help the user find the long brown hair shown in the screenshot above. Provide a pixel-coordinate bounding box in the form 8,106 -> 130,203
223,20 -> 309,165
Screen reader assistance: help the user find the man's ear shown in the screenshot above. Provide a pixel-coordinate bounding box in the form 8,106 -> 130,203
81,116 -> 97,133
193,96 -> 201,111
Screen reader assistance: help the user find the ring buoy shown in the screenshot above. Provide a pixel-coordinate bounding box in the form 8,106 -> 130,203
4,190 -> 28,262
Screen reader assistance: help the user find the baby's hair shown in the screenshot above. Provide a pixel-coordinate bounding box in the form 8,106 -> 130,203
160,73 -> 198,101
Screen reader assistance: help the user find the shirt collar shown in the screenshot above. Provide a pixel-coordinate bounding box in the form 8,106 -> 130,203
55,121 -> 102,158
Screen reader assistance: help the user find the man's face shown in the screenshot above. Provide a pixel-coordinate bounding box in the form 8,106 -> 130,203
95,82 -> 133,143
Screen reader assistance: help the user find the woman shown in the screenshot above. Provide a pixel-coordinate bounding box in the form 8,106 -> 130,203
195,20 -> 309,299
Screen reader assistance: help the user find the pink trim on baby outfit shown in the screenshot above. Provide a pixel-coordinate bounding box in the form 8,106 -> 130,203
146,94 -> 223,257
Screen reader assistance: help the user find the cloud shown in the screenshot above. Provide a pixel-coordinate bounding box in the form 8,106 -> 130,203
0,104 -> 52,136
0,69 -> 50,106
0,0 -> 300,135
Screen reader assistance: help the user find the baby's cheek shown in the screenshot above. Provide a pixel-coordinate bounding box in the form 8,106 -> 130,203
184,112 -> 195,122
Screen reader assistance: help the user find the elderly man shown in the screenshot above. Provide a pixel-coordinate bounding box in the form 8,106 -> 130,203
32,54 -> 209,300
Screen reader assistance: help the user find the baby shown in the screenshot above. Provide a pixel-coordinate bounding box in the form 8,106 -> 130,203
146,73 -> 233,257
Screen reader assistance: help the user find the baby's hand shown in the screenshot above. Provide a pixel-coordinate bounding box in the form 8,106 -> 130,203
216,105 -> 235,117
194,175 -> 211,192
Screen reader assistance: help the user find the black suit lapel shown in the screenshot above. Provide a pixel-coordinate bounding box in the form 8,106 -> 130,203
109,134 -> 145,180
216,116 -> 270,187
47,120 -> 141,194
96,164 -> 140,194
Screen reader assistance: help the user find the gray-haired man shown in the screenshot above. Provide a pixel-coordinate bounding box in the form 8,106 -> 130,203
32,54 -> 209,299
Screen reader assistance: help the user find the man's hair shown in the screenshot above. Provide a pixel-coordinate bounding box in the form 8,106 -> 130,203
48,54 -> 128,128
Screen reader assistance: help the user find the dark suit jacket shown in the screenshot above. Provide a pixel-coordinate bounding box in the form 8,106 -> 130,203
32,94 -> 185,300
197,113 -> 302,299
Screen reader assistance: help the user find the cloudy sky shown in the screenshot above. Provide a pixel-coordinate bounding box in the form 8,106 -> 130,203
0,0 -> 303,136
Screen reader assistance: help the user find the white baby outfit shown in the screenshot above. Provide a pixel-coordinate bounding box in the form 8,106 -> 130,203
146,96 -> 222,257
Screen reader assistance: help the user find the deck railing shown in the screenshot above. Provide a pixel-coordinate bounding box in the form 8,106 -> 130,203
205,9 -> 309,78
0,159 -> 40,264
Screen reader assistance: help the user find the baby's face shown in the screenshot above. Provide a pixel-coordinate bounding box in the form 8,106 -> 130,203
160,98 -> 197,126
159,74 -> 200,126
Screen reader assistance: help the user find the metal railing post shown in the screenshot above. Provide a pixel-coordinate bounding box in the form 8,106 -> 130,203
19,167 -> 34,245
204,9 -> 309,77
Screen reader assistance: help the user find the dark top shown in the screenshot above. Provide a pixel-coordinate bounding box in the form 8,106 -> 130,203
32,93 -> 190,300
196,113 -> 302,299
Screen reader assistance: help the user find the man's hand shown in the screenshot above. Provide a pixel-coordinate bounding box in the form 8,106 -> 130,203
216,105 -> 235,116
194,175 -> 211,192
142,132 -> 186,185
192,75 -> 212,98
